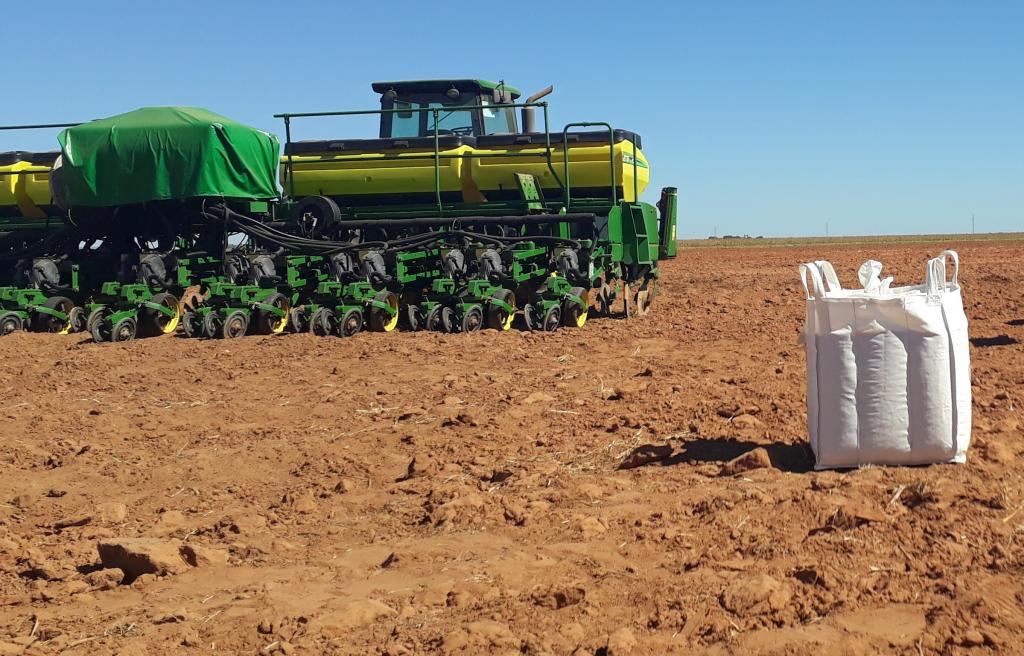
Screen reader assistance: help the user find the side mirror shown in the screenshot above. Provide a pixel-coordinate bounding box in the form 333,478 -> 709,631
493,89 -> 509,104
396,101 -> 413,119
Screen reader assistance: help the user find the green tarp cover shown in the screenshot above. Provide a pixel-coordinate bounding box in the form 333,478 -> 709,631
57,107 -> 280,207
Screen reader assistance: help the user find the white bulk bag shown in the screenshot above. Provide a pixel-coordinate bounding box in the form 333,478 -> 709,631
799,251 -> 971,469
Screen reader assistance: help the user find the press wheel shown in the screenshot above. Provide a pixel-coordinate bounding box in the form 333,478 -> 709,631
68,306 -> 87,333
310,307 -> 338,337
562,287 -> 589,328
339,308 -> 363,337
486,288 -> 515,331
368,291 -> 399,332
89,308 -> 113,342
202,312 -> 223,339
288,307 -> 307,334
0,312 -> 23,336
139,292 -> 180,337
522,303 -> 540,331
182,310 -> 201,337
460,304 -> 484,333
404,304 -> 424,331
542,305 -> 561,332
221,310 -> 249,339
425,306 -> 444,332
111,316 -> 137,342
255,292 -> 290,335
86,307 -> 108,335
439,306 -> 456,333
34,296 -> 75,334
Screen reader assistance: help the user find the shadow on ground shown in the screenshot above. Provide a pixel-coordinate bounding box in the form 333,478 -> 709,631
970,335 -> 1019,347
617,437 -> 815,473
669,437 -> 814,473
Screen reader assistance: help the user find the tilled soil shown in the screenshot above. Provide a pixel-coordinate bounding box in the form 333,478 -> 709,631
2,240 -> 1023,655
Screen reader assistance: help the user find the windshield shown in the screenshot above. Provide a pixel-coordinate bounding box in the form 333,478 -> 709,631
382,93 -> 477,138
426,101 -> 474,135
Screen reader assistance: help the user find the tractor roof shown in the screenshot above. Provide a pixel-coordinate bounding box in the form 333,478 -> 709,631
371,79 -> 521,99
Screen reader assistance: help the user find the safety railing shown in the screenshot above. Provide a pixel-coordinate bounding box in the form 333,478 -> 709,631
559,122 -> 639,208
0,122 -> 79,178
274,103 -> 639,215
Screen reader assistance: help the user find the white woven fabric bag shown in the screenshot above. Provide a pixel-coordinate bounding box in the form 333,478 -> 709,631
800,251 -> 971,469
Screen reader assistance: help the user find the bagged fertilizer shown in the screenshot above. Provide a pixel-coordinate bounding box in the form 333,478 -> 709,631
799,250 -> 971,469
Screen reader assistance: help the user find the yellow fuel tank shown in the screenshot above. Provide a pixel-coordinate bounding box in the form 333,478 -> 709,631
281,136 -> 476,205
281,130 -> 649,206
0,151 -> 58,218
470,130 -> 649,203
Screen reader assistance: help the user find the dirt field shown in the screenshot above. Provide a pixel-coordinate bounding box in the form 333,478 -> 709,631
2,239 -> 1023,655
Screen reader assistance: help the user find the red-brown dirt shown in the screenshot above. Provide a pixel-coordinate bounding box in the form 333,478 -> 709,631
2,239 -> 1023,655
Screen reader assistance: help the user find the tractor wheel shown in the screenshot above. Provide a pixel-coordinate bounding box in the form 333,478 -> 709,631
0,312 -> 23,336
255,293 -> 290,335
542,305 -> 561,332
68,306 -> 87,333
368,291 -> 399,332
562,287 -> 589,328
111,316 -> 138,342
339,308 -> 364,337
310,308 -> 338,337
89,308 -> 113,342
139,293 -> 180,337
460,304 -> 484,333
202,312 -> 223,339
34,296 -> 75,334
221,311 -> 249,339
486,289 -> 516,331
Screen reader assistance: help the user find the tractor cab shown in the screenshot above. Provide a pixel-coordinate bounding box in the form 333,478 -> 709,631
374,79 -> 521,138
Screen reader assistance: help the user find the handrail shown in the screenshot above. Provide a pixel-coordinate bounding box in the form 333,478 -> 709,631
274,101 -> 547,119
0,122 -> 81,131
632,137 -> 639,203
0,121 -> 81,177
561,123 -> 616,208
277,101 -> 565,215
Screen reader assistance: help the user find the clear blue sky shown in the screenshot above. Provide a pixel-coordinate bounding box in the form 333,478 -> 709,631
3,1 -> 1021,237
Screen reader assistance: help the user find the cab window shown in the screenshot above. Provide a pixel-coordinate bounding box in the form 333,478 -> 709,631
480,98 -> 517,134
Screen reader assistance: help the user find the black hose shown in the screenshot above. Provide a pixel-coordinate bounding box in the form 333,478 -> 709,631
205,204 -> 583,256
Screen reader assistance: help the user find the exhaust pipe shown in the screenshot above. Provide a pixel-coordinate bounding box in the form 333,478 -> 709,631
521,85 -> 553,133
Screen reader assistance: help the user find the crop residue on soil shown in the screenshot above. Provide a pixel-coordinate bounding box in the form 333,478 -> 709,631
2,240 -> 1023,655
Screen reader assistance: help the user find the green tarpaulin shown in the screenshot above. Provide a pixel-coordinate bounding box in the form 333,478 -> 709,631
57,107 -> 280,207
